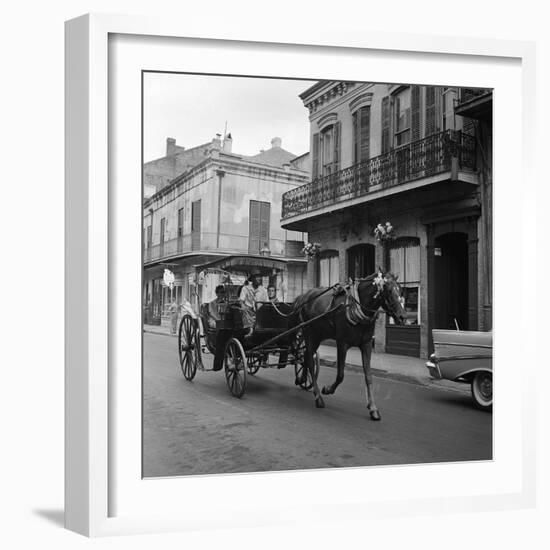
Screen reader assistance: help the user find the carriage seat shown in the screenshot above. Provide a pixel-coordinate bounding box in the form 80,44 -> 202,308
254,302 -> 292,332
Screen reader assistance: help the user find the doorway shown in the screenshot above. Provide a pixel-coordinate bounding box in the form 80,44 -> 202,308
347,243 -> 375,279
434,232 -> 469,330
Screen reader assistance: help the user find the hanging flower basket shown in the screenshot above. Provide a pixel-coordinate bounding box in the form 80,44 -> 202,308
301,242 -> 322,260
374,222 -> 395,243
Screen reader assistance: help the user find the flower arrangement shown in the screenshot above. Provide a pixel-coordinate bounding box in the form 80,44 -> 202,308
374,221 -> 395,243
301,242 -> 322,260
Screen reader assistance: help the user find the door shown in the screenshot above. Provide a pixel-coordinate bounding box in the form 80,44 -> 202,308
434,232 -> 469,330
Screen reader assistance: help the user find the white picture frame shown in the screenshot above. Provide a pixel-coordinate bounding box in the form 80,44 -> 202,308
65,13 -> 537,537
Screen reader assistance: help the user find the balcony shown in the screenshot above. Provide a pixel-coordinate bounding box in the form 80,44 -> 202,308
455,88 -> 492,120
281,130 -> 476,223
143,235 -> 193,265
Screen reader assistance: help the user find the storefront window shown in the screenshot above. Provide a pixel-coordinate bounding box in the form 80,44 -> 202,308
388,238 -> 420,324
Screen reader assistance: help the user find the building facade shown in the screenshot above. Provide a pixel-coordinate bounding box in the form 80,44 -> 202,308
143,134 -> 309,325
281,81 -> 492,358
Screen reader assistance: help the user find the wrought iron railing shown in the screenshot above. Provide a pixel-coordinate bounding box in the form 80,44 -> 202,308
458,88 -> 492,104
281,129 -> 476,220
143,235 -> 192,263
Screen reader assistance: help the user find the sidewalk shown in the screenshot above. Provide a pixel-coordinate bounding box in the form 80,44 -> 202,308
143,323 -> 468,393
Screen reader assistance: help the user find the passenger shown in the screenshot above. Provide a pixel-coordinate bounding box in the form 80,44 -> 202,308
239,275 -> 268,331
207,285 -> 226,329
267,284 -> 279,304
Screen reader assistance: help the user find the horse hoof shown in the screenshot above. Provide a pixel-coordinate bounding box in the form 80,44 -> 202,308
321,386 -> 330,395
315,398 -> 325,408
369,410 -> 381,421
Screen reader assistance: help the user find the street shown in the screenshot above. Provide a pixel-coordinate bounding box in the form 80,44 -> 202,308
143,333 -> 492,478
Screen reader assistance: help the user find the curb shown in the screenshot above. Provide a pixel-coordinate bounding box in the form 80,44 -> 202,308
143,329 -> 469,394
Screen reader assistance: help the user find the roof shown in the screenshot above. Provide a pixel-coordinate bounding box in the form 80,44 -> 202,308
194,254 -> 305,276
246,147 -> 297,168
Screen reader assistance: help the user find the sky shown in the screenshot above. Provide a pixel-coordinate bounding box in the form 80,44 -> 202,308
143,73 -> 315,162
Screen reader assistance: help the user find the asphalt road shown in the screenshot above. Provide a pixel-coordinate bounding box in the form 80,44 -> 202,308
143,332 -> 492,478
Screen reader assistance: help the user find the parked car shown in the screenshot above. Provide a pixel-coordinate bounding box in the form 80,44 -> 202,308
426,329 -> 492,411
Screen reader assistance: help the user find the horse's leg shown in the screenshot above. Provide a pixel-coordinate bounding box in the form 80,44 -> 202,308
360,339 -> 381,421
322,341 -> 348,395
306,336 -> 325,408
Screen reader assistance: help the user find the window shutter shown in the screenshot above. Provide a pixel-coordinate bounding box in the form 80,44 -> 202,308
191,200 -> 201,250
248,200 -> 260,254
425,86 -> 436,136
352,112 -> 358,164
259,201 -> 270,252
411,85 -> 421,141
333,121 -> 341,173
312,133 -> 320,180
360,107 -> 370,162
381,96 -> 390,154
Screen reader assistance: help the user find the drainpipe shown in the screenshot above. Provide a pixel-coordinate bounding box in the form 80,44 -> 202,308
215,169 -> 225,248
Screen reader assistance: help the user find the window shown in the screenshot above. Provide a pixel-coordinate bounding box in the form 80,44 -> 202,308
352,106 -> 370,164
317,250 -> 339,287
394,87 -> 411,147
312,122 -> 341,179
160,218 -> 166,244
248,200 -> 270,254
388,238 -> 420,325
146,225 -> 152,249
177,207 -> 184,237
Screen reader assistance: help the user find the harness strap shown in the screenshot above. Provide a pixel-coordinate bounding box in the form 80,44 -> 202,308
344,281 -> 378,326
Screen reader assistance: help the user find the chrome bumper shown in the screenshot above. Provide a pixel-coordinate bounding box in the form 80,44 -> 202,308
426,356 -> 442,380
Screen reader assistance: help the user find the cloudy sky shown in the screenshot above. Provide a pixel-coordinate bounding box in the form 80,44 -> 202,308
143,73 -> 315,162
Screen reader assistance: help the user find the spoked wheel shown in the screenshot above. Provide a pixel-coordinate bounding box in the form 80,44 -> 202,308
224,338 -> 247,398
247,356 -> 261,376
293,331 -> 320,391
178,314 -> 198,381
471,371 -> 492,411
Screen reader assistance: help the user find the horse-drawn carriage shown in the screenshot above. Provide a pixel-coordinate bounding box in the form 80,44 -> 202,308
178,255 -> 408,420
177,255 -> 319,398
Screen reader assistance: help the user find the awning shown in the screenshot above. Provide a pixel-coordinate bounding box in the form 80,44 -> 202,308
193,254 -> 305,276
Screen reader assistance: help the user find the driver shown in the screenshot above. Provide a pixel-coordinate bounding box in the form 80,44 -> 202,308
207,285 -> 226,329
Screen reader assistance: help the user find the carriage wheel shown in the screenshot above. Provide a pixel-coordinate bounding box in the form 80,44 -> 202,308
471,372 -> 492,411
293,332 -> 320,391
178,315 -> 198,381
224,338 -> 247,398
247,356 -> 261,376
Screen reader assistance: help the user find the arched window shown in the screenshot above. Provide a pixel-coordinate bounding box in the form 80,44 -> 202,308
347,243 -> 375,279
317,250 -> 339,287
388,237 -> 420,324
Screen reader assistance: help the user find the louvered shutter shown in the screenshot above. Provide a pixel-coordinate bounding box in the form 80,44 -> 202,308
381,96 -> 390,153
248,200 -> 260,254
411,85 -> 421,141
352,111 -> 358,164
360,107 -> 370,162
333,122 -> 341,173
312,133 -> 320,180
259,201 -> 270,252
425,86 -> 436,136
191,201 -> 201,250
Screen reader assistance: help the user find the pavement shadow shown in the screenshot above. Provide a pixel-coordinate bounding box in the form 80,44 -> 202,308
33,508 -> 65,527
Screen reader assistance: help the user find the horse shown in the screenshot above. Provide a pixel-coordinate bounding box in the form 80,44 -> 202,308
291,270 -> 407,420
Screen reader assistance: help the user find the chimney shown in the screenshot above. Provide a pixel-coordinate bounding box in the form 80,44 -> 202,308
222,132 -> 233,153
271,137 -> 282,148
166,137 -> 178,156
212,133 -> 222,150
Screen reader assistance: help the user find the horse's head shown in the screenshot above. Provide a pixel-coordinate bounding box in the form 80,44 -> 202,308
373,271 -> 408,325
